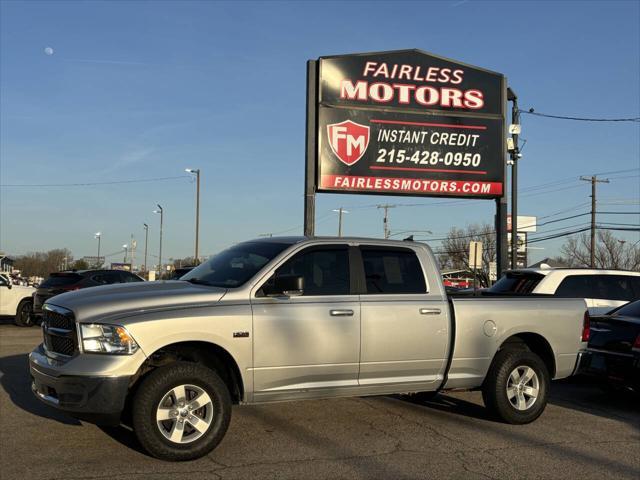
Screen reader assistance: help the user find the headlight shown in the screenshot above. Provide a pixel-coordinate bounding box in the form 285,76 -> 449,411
80,323 -> 139,354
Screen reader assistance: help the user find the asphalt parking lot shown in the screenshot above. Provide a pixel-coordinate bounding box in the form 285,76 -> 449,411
0,320 -> 638,480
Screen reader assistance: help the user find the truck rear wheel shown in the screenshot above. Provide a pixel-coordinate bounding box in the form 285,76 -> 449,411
482,348 -> 549,424
132,362 -> 231,461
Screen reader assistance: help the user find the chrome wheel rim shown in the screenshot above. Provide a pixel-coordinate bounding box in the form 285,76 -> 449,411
156,384 -> 214,444
506,365 -> 539,411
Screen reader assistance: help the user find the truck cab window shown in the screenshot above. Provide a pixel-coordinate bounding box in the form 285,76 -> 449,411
361,248 -> 426,294
274,247 -> 349,296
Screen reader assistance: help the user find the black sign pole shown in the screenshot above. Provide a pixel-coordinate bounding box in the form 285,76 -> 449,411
495,76 -> 509,278
508,87 -> 520,269
304,60 -> 318,237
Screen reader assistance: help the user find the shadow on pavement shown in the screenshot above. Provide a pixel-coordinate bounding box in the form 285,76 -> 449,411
400,392 -> 494,421
399,377 -> 639,433
98,425 -> 146,455
549,376 -> 639,428
0,353 -> 82,425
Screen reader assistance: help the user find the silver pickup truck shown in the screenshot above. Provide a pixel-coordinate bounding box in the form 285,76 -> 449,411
29,237 -> 588,461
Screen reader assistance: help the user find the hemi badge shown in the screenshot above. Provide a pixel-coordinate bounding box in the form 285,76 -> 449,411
233,331 -> 250,338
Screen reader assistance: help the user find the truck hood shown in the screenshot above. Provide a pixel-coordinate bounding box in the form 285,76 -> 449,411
45,280 -> 227,323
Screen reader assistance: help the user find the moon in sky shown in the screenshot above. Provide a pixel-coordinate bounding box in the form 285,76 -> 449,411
44,47 -> 54,56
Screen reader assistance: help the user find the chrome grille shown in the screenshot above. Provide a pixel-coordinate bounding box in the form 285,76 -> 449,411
42,305 -> 77,357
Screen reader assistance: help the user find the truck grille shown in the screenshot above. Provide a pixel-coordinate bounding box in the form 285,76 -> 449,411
42,305 -> 77,357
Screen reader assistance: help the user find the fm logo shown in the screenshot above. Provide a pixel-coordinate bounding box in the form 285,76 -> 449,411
327,120 -> 370,166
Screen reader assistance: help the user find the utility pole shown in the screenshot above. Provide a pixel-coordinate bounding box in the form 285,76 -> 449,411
332,208 -> 349,237
580,175 -> 610,267
377,204 -> 396,239
143,223 -> 149,273
507,87 -> 521,269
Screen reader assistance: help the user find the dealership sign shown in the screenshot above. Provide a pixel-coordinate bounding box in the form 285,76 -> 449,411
310,49 -> 506,198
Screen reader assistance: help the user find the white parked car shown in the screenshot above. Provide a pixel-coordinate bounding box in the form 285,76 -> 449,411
489,267 -> 640,315
0,273 -> 36,326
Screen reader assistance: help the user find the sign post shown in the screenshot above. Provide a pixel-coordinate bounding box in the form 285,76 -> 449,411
469,240 -> 483,291
304,60 -> 318,237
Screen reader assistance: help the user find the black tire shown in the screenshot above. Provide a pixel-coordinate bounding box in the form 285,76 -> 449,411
132,362 -> 232,461
14,299 -> 34,327
482,348 -> 549,424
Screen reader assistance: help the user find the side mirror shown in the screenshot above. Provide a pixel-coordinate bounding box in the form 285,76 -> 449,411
271,274 -> 304,297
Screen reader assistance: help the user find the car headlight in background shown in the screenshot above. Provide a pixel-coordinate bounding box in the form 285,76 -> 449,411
80,324 -> 139,354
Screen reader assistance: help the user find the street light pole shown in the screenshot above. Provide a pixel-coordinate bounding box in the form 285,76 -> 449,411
154,204 -> 164,278
143,223 -> 149,273
185,168 -> 201,263
122,244 -> 128,263
95,232 -> 101,268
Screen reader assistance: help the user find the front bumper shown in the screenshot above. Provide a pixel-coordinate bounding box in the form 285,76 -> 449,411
578,348 -> 640,391
29,344 -> 132,425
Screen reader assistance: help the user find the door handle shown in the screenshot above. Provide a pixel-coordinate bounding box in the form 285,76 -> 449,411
330,309 -> 354,317
420,308 -> 441,315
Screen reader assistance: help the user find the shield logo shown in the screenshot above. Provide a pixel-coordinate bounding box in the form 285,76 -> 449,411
327,120 -> 370,166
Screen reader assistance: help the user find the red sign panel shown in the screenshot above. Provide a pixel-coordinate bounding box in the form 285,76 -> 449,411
326,120 -> 370,166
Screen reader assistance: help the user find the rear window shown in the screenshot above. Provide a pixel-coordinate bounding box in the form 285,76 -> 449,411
121,272 -> 144,283
40,273 -> 82,288
361,248 -> 426,294
488,272 -> 544,294
612,300 -> 640,317
556,275 -> 640,302
91,272 -> 123,285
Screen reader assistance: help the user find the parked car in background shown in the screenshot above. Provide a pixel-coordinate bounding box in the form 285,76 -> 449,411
32,269 -> 144,323
488,268 -> 640,315
0,273 -> 35,326
580,300 -> 640,393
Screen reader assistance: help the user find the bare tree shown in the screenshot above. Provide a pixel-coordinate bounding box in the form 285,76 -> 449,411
561,231 -> 640,270
438,223 -> 496,287
172,257 -> 198,268
14,249 -> 73,278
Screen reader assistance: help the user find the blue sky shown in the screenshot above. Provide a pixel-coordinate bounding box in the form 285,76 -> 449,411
1,0 -> 638,266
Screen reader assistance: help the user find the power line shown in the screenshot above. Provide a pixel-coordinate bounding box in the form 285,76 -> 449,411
520,109 -> 640,123
599,211 -> 640,215
1,175 -> 190,187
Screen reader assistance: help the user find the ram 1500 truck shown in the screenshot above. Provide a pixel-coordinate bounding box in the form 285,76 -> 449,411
29,237 -> 588,461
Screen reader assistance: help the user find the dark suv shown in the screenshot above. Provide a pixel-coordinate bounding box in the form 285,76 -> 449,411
32,270 -> 144,321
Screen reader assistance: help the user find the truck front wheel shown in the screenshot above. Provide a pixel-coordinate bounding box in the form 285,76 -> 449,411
482,348 -> 549,424
132,362 -> 232,461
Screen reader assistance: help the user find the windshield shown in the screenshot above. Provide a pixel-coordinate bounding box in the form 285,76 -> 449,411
181,242 -> 291,288
488,272 -> 545,294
